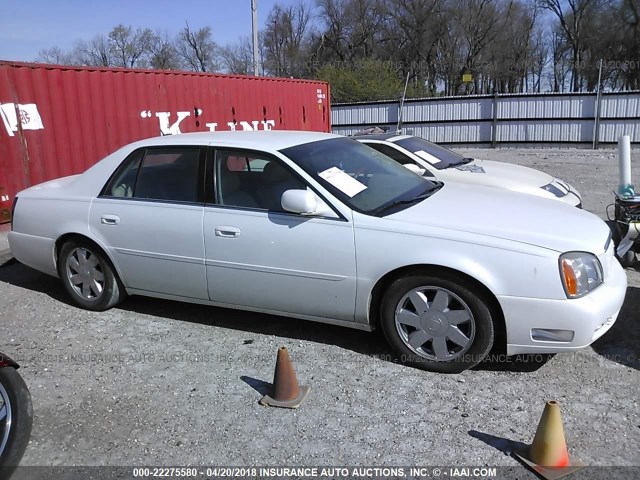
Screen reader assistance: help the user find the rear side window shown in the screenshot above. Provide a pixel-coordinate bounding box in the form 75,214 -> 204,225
102,147 -> 202,203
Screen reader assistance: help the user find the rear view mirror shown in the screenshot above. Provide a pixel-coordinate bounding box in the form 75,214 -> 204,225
281,189 -> 317,215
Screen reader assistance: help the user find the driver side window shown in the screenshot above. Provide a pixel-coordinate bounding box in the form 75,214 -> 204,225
214,150 -> 307,211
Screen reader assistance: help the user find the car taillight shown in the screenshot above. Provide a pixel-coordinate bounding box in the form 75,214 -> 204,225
11,196 -> 18,231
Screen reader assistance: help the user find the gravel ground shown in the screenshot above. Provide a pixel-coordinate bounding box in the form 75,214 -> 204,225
1,147 -> 639,474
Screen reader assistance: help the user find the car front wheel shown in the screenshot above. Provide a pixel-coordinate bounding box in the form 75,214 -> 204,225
380,274 -> 494,373
0,367 -> 33,472
58,240 -> 125,311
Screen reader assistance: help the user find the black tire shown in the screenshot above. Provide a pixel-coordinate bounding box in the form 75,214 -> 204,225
606,220 -> 636,268
380,273 -> 495,374
0,367 -> 33,474
58,240 -> 125,311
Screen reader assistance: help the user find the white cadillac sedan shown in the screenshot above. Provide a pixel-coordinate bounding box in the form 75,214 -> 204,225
9,131 -> 626,373
354,133 -> 582,207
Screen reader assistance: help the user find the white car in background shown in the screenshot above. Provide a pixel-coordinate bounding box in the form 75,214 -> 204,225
354,132 -> 582,207
9,131 -> 624,373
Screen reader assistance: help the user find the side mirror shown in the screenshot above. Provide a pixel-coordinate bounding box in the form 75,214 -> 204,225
403,163 -> 426,176
281,189 -> 317,215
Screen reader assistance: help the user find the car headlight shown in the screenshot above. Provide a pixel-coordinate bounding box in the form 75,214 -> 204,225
559,252 -> 603,298
542,181 -> 566,198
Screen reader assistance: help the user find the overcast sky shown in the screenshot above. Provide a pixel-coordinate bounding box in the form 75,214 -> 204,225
0,0 -> 301,62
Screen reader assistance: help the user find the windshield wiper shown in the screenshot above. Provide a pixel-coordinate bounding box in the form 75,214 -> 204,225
372,182 -> 443,216
446,157 -> 474,168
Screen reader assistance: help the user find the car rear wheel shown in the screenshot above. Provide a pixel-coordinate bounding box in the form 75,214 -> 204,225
380,274 -> 494,373
58,240 -> 125,311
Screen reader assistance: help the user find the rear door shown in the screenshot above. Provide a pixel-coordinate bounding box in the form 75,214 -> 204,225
90,146 -> 208,299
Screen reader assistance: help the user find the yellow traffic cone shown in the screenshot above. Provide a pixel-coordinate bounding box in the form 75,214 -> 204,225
259,347 -> 310,409
514,401 -> 584,480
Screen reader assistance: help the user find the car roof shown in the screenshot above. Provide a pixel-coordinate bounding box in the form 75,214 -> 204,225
352,133 -> 415,142
131,130 -> 343,151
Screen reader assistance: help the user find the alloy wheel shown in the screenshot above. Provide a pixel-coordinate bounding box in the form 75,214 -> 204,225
394,286 -> 476,361
65,247 -> 105,301
0,381 -> 12,458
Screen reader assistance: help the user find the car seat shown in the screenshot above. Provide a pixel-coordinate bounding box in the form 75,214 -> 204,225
219,170 -> 258,208
256,161 -> 303,211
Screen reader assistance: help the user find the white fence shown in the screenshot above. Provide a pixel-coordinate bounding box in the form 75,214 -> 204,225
331,91 -> 640,146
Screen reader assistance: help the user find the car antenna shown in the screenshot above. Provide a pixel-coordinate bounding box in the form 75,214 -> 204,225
396,71 -> 410,134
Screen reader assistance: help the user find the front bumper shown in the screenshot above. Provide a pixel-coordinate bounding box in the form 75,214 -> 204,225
499,256 -> 627,355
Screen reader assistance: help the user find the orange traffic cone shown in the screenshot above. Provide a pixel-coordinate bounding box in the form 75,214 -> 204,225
514,400 -> 584,480
259,347 -> 310,409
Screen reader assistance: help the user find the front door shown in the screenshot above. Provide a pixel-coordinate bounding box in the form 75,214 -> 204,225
203,149 -> 357,321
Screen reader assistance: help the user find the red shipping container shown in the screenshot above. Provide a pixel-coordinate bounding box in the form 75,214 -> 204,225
0,61 -> 331,222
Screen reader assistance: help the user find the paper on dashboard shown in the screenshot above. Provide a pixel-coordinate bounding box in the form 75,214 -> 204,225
318,167 -> 367,197
414,150 -> 441,164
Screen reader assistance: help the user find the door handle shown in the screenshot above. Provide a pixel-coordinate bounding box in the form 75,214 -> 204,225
101,214 -> 120,225
215,226 -> 241,238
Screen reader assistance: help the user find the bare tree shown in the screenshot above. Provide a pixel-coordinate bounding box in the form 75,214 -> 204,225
529,23 -> 551,92
314,0 -> 386,62
453,0 -> 514,94
314,0 -> 351,61
262,3 -> 313,77
73,34 -> 113,67
434,10 -> 466,95
176,22 -> 219,72
148,30 -> 183,70
611,0 -> 640,90
484,1 -> 538,93
343,0 -> 386,59
381,0 -> 443,95
28,1 -> 639,95
537,0 -> 602,91
547,27 -> 572,91
220,36 -> 258,75
36,46 -> 74,65
108,24 -> 154,68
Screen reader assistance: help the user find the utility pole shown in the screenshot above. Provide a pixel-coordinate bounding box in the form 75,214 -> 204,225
592,59 -> 604,150
251,0 -> 259,76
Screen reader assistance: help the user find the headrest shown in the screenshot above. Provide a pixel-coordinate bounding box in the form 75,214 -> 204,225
226,156 -> 247,171
263,161 -> 289,183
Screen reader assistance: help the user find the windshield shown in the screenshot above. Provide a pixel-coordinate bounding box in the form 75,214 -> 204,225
392,136 -> 472,170
281,137 -> 439,215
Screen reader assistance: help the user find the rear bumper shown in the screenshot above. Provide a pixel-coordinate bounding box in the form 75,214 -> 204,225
8,231 -> 58,277
499,259 -> 627,355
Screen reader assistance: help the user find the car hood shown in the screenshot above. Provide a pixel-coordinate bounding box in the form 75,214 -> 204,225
386,182 -> 609,254
437,159 -> 553,189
